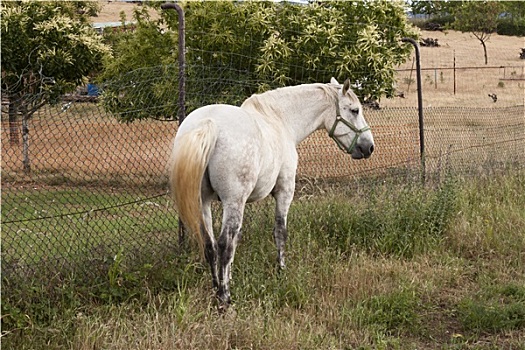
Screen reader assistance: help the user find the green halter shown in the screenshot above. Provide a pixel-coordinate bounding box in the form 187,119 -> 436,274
328,101 -> 371,154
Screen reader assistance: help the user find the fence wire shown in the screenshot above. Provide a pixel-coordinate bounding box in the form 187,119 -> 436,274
3,87 -> 524,279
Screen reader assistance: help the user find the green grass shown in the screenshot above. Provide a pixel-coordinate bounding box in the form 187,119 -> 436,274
2,168 -> 525,349
2,188 -> 177,262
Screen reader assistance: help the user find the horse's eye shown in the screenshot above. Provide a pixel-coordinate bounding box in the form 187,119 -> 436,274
350,108 -> 359,115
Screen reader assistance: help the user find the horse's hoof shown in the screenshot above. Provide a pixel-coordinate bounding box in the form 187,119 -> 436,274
276,263 -> 286,274
217,302 -> 230,314
216,291 -> 232,313
217,297 -> 233,314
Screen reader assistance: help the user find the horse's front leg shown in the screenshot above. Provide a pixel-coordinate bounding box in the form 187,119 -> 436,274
272,181 -> 295,269
217,203 -> 244,306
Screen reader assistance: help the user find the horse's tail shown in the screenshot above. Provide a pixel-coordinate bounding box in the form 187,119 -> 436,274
168,119 -> 218,255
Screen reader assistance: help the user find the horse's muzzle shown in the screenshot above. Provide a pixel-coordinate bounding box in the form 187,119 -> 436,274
352,143 -> 374,159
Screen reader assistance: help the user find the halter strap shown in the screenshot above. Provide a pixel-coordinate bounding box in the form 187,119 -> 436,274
328,98 -> 371,154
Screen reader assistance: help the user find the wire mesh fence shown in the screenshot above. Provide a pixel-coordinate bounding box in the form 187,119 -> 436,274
3,93 -> 524,279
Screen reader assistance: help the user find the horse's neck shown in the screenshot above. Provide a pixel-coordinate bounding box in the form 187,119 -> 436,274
243,84 -> 335,145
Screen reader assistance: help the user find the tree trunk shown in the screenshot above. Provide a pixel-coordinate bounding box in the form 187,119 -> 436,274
481,40 -> 488,65
22,113 -> 31,174
8,100 -> 19,145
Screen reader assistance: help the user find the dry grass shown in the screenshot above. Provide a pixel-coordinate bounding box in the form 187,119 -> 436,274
385,29 -> 524,108
4,104 -> 522,187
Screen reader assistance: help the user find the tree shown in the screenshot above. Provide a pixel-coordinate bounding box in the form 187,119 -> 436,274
409,0 -> 462,17
1,1 -> 110,172
497,1 -> 525,36
100,1 -> 418,122
97,7 -> 177,122
452,1 -> 503,65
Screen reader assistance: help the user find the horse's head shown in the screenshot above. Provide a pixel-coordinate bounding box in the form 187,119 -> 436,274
327,77 -> 375,159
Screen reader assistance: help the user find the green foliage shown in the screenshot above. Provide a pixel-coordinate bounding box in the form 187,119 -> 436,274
356,287 -> 422,336
410,0 -> 462,17
1,1 -> 110,110
424,175 -> 458,237
452,1 -> 502,35
100,1 -> 418,121
291,174 -> 458,258
98,8 -> 178,122
1,188 -> 182,335
499,0 -> 525,36
497,17 -> 525,36
411,15 -> 455,31
411,2 -> 525,37
185,0 -> 417,103
1,1 -> 110,171
501,1 -> 525,19
451,1 -> 503,64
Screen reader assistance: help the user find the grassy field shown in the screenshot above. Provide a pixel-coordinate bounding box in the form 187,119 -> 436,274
3,168 -> 524,349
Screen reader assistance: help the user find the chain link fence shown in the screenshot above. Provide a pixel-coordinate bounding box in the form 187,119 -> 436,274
3,89 -> 523,278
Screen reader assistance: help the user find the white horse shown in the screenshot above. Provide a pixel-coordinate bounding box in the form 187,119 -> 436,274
168,78 -> 374,306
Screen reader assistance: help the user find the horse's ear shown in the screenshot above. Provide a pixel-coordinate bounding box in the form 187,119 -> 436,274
330,77 -> 339,85
342,79 -> 351,95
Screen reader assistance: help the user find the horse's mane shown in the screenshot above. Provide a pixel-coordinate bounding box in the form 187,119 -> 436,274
241,83 -> 340,121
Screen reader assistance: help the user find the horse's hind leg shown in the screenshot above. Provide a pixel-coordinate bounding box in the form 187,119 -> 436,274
217,202 -> 245,305
272,181 -> 295,269
202,199 -> 218,290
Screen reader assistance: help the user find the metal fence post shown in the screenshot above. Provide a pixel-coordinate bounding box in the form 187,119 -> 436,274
161,2 -> 186,123
161,2 -> 187,246
402,38 -> 425,182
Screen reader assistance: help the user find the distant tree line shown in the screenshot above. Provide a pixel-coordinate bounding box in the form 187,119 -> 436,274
410,0 -> 525,37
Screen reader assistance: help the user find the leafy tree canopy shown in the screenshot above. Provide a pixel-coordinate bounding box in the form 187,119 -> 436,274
1,1 -> 110,111
100,0 -> 419,122
1,1 -> 111,172
97,7 -> 176,122
409,0 -> 460,17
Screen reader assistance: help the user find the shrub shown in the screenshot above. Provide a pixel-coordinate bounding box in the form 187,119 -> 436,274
497,18 -> 525,36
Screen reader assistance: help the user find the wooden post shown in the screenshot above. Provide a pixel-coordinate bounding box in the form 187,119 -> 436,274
453,50 -> 456,95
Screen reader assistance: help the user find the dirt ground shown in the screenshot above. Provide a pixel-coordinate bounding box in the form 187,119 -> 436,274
92,1 -> 159,22
385,29 -> 524,108
5,103 -> 523,187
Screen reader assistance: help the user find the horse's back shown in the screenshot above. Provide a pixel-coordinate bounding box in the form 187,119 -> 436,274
178,104 -> 265,155
177,104 -> 250,134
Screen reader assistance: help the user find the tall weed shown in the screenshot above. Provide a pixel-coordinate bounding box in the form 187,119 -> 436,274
290,175 -> 458,258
